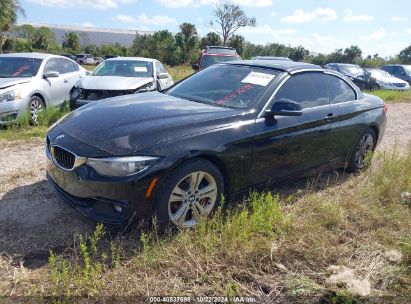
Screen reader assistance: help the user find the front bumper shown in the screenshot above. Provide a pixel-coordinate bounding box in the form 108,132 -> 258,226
0,97 -> 29,125
46,156 -> 156,225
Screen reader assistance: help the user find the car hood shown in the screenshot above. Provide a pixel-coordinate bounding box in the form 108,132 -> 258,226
77,76 -> 154,90
374,75 -> 408,84
54,92 -> 241,155
0,77 -> 31,90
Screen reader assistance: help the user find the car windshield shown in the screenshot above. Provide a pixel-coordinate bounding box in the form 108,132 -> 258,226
202,55 -> 239,69
0,57 -> 42,78
372,70 -> 392,78
339,65 -> 363,75
93,60 -> 153,77
166,64 -> 279,109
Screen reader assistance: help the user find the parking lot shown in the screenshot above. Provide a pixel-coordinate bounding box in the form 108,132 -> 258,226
0,102 -> 410,270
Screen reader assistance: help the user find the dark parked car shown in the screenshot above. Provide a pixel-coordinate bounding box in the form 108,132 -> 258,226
192,46 -> 241,71
380,65 -> 411,84
46,61 -> 387,229
252,56 -> 293,61
324,63 -> 376,90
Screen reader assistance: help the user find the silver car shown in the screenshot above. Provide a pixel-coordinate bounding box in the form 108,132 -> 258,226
0,53 -> 87,125
70,57 -> 174,109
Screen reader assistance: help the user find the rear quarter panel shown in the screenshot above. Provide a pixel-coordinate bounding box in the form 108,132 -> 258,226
333,93 -> 386,165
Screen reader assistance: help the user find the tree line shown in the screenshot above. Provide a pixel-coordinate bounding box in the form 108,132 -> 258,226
1,0 -> 410,67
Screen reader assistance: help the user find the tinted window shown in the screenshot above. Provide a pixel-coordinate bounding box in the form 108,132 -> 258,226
328,75 -> 356,103
381,66 -> 393,74
202,55 -> 239,69
0,57 -> 42,78
394,66 -> 405,75
167,65 -> 279,109
275,73 -> 329,109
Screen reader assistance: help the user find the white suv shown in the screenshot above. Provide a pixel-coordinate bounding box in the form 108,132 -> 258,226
75,54 -> 95,65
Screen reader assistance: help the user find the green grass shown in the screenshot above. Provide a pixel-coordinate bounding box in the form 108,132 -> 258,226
82,65 -> 96,71
12,149 -> 410,301
0,102 -> 70,141
167,65 -> 194,82
369,89 -> 411,103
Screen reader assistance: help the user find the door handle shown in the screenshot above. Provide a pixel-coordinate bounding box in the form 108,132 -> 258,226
325,113 -> 336,121
64,79 -> 69,83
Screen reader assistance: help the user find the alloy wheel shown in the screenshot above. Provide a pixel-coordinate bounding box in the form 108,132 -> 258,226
30,98 -> 44,125
354,133 -> 374,169
168,171 -> 218,228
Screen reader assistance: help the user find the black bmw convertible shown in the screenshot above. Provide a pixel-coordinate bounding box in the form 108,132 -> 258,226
46,60 -> 387,229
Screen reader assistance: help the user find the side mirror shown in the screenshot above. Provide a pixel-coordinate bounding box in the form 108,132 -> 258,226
86,70 -> 92,76
264,98 -> 303,117
192,63 -> 199,71
157,72 -> 170,79
44,71 -> 60,78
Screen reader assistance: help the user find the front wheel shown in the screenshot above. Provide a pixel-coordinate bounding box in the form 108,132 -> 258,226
154,159 -> 224,229
29,96 -> 44,125
346,128 -> 377,172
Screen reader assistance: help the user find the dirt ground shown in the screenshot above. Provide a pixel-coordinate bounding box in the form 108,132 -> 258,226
0,103 -> 410,270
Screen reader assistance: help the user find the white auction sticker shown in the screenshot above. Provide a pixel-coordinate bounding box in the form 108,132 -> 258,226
241,71 -> 275,86
134,66 -> 148,72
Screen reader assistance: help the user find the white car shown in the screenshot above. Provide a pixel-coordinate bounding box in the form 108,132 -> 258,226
70,57 -> 174,109
0,53 -> 88,125
368,69 -> 410,90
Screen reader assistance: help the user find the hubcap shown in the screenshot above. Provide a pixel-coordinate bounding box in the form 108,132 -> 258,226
355,133 -> 374,169
30,99 -> 43,124
168,171 -> 218,228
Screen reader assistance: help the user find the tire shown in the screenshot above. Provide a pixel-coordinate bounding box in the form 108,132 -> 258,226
154,158 -> 224,230
28,95 -> 44,125
346,128 -> 377,172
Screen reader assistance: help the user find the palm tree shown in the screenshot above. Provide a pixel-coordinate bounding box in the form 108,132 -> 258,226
0,0 -> 25,53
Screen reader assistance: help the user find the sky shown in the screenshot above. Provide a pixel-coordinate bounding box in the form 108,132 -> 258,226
18,0 -> 411,57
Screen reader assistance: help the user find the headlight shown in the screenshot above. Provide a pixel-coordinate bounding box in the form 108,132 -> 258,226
0,89 -> 22,103
86,156 -> 159,177
70,87 -> 83,100
135,81 -> 155,93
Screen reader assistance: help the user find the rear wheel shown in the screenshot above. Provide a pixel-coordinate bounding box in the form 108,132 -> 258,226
346,128 -> 376,172
154,159 -> 223,229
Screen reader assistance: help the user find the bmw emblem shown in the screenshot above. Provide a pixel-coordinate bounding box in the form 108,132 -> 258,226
55,134 -> 65,141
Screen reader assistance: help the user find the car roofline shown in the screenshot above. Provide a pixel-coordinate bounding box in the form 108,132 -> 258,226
221,60 -> 322,73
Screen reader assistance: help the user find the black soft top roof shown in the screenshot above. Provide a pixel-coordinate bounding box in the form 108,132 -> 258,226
224,60 -> 322,73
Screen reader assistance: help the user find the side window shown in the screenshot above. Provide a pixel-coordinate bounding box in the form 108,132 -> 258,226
155,62 -> 161,75
394,66 -> 405,75
44,58 -> 59,74
275,72 -> 329,109
158,62 -> 167,73
59,59 -> 73,74
328,75 -> 356,103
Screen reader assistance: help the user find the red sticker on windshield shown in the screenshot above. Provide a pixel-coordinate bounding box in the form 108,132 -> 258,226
216,83 -> 254,104
12,65 -> 29,77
